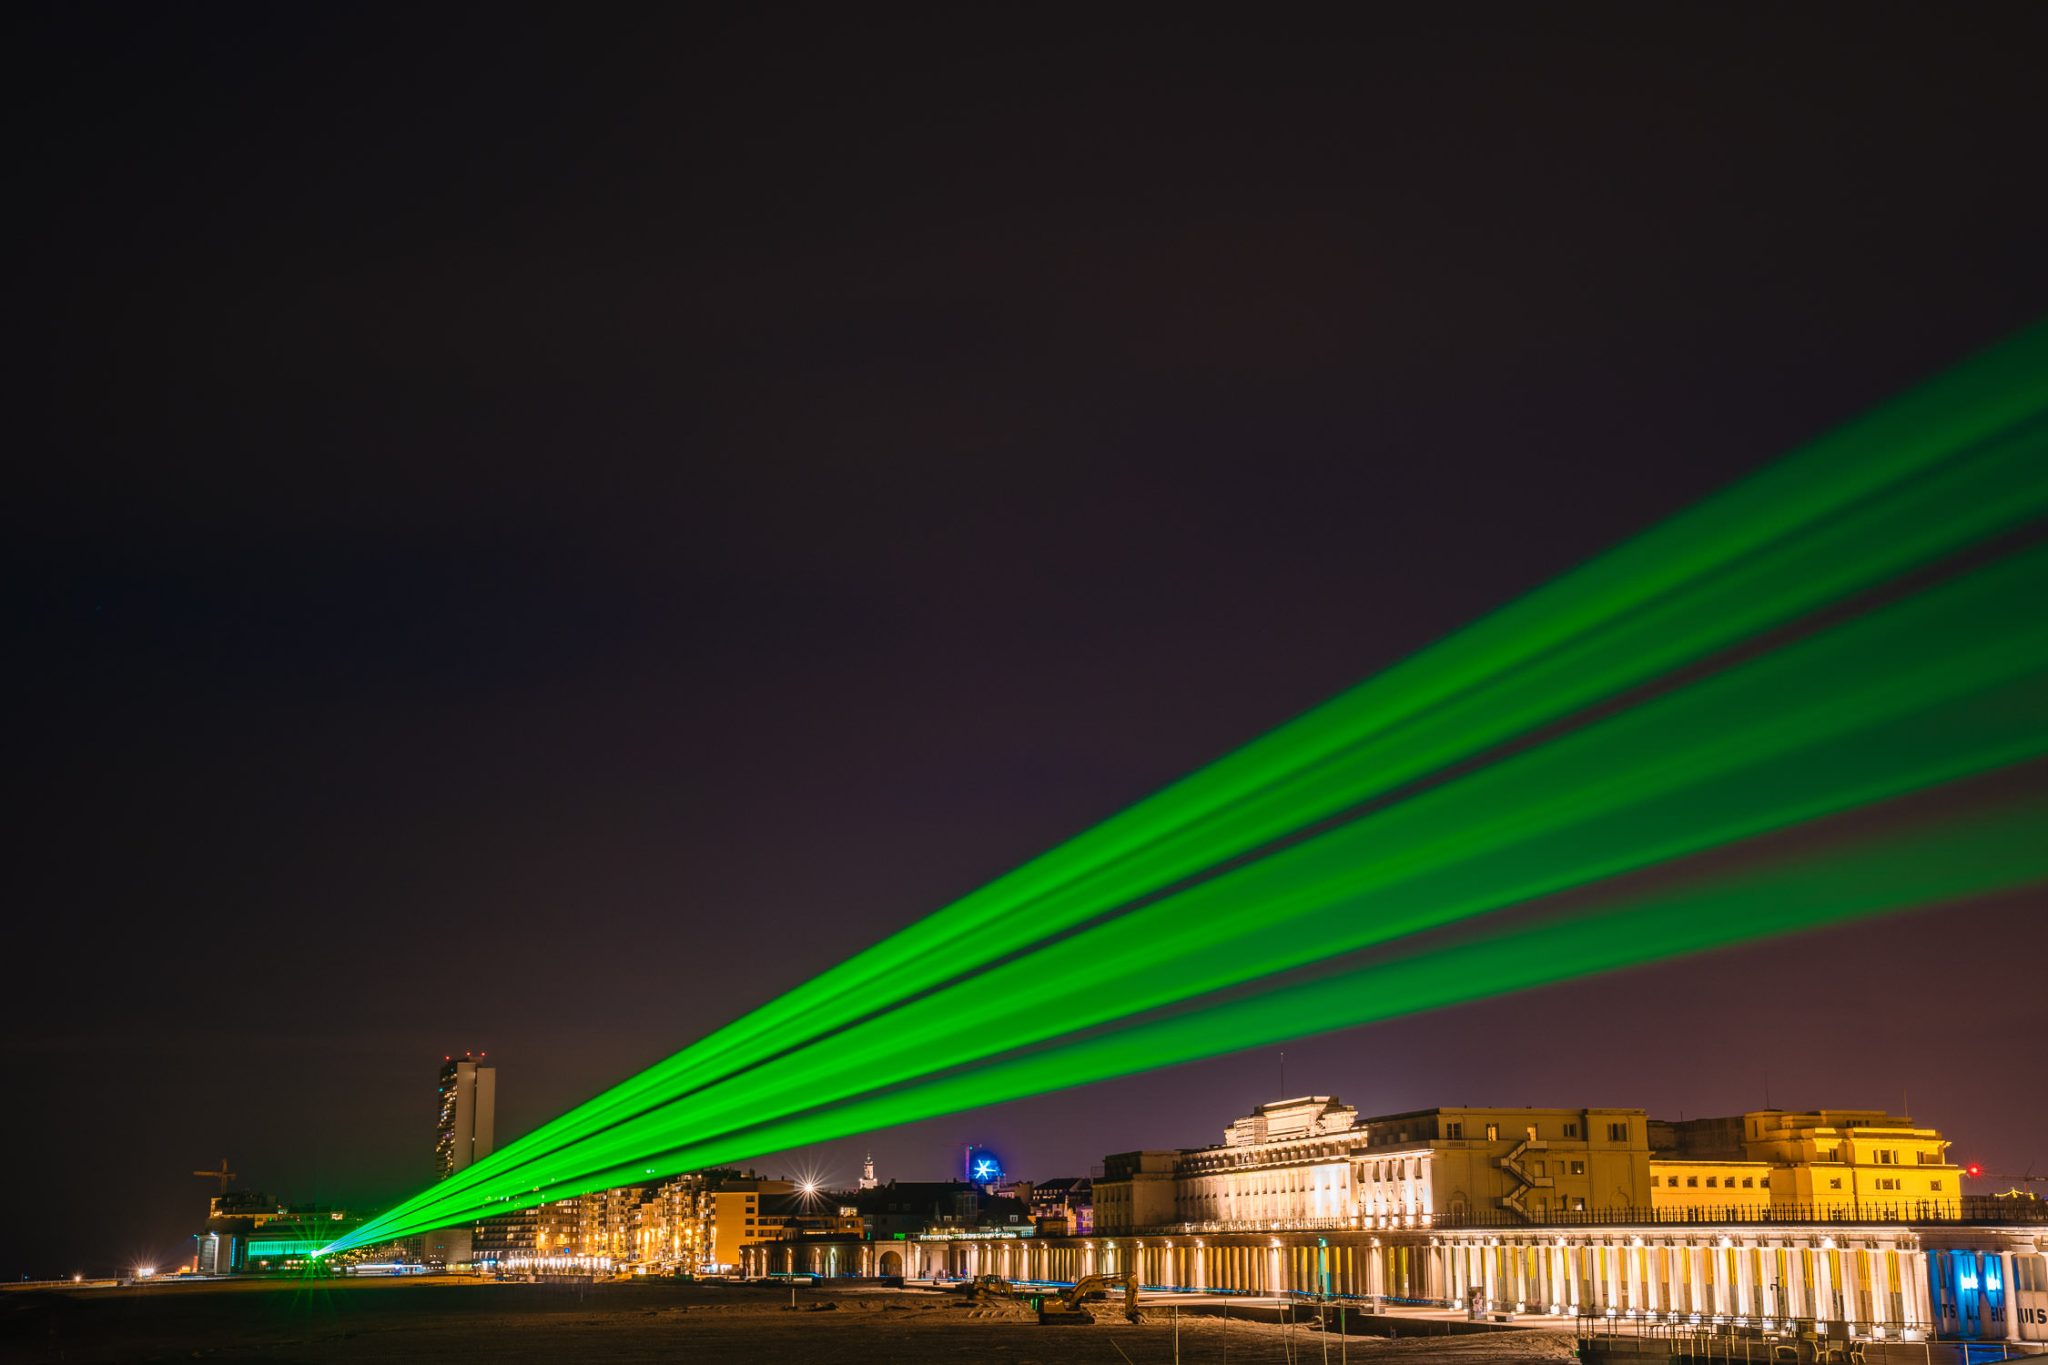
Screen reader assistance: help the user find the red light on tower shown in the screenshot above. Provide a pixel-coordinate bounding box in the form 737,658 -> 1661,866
1966,1163 -> 1982,1179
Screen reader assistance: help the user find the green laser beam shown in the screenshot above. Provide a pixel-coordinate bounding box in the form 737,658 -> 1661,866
395,321 -> 2048,1221
331,322 -> 2048,1250
358,789 -> 2048,1233
357,377 -> 2048,1242
354,538 -> 2048,1241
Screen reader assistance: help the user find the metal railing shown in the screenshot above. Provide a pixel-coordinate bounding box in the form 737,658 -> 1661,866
1129,1198 -> 2043,1235
1430,1199 -> 2045,1230
1574,1311 -> 2036,1363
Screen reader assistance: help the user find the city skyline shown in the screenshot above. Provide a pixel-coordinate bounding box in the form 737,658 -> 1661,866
10,5 -> 2047,1283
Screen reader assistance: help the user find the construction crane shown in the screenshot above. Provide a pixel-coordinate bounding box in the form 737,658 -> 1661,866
193,1159 -> 236,1195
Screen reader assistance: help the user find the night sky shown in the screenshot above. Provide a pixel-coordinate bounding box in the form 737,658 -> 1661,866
9,7 -> 2047,1280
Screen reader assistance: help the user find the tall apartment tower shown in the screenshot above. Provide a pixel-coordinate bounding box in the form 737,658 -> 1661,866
434,1053 -> 496,1179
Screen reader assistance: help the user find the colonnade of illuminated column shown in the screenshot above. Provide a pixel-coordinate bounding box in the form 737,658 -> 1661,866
761,1224 -> 2016,1339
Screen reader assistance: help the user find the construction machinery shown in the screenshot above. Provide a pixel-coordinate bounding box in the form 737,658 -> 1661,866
1041,1270 -> 1140,1324
962,1274 -> 1020,1304
193,1159 -> 236,1195
958,1270 -> 1140,1324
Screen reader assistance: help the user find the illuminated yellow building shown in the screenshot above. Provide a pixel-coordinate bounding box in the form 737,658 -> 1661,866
743,1097 -> 2038,1345
1094,1100 -> 1967,1233
1100,1097 -> 1655,1234
1649,1111 -> 1961,1219
1352,1105 -> 1653,1226
479,1170 -> 859,1275
481,1175 -> 716,1274
706,1177 -> 797,1271
1647,1160 -> 1776,1218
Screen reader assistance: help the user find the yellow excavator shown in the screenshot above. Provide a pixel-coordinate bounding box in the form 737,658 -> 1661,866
963,1274 -> 1019,1304
1042,1270 -> 1141,1324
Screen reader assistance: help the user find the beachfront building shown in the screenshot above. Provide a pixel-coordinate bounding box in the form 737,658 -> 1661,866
740,1096 -> 2045,1345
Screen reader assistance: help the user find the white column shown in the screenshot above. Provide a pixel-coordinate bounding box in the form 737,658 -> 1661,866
1910,1247 -> 1933,1330
1688,1245 -> 1707,1316
1999,1252 -> 2023,1343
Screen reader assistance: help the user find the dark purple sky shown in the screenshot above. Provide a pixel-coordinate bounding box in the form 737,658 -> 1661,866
8,6 -> 2047,1279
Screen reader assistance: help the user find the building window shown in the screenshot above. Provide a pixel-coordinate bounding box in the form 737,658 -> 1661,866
1667,1177 -> 1679,1188
1741,1178 -> 1754,1189
1564,1123 -> 1581,1138
1687,1176 -> 1699,1188
1445,1123 -> 1462,1140
1534,1161 -> 1547,1178
1607,1122 -> 1628,1142
1929,1180 -> 1943,1191
1570,1161 -> 1586,1176
1485,1124 -> 1499,1141
1828,1178 -> 1842,1191
1571,1197 -> 1587,1212
1706,1177 -> 1718,1188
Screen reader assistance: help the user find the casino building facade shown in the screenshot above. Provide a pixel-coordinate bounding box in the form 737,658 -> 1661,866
741,1096 -> 2046,1346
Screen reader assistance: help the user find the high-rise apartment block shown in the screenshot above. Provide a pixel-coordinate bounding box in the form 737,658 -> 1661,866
434,1053 -> 495,1179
